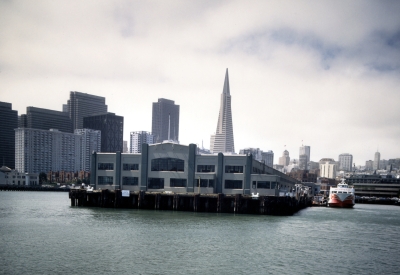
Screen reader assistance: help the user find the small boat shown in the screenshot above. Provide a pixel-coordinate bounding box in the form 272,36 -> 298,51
328,178 -> 355,208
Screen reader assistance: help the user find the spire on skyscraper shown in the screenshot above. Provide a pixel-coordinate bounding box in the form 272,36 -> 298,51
210,69 -> 235,154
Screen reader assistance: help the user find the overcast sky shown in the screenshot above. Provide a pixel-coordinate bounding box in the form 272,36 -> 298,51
1,0 -> 399,166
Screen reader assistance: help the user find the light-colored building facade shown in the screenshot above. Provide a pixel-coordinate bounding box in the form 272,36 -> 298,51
91,143 -> 300,196
210,69 -> 235,154
319,158 -> 337,179
75,129 -> 101,172
279,150 -> 290,166
373,151 -> 381,170
15,128 -> 81,174
130,131 -> 154,153
338,153 -> 353,172
0,166 -> 39,186
299,145 -> 310,162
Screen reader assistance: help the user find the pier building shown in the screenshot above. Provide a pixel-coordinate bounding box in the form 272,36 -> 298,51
90,142 -> 300,196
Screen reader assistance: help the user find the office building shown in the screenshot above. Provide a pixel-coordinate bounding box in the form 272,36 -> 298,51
15,128 -> 81,174
75,129 -> 101,172
83,113 -> 123,153
299,145 -> 310,163
130,131 -> 154,153
373,151 -> 380,170
239,148 -> 273,167
365,160 -> 373,171
299,155 -> 308,170
68,91 -> 108,131
319,158 -> 336,179
0,102 -> 18,169
90,142 -> 300,195
262,151 -> 274,167
123,141 -> 128,153
210,69 -> 235,153
19,107 -> 72,133
152,98 -> 180,143
338,153 -> 353,172
279,150 -> 290,166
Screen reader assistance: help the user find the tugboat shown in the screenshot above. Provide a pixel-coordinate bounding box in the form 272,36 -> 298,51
328,178 -> 355,208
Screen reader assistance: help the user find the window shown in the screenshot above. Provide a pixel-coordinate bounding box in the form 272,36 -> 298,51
271,182 -> 277,189
252,181 -> 256,188
225,166 -> 243,173
98,163 -> 114,170
123,177 -> 138,186
98,176 -> 113,185
225,180 -> 242,189
208,179 -> 214,188
197,165 -> 215,172
151,158 -> 184,172
257,181 -> 270,189
196,179 -> 209,187
148,178 -> 164,189
123,163 -> 139,171
170,178 -> 186,187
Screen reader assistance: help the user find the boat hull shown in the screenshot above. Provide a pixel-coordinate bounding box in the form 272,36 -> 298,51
328,194 -> 355,208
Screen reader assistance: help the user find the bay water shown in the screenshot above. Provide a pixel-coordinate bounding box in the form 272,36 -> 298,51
1,192 -> 399,275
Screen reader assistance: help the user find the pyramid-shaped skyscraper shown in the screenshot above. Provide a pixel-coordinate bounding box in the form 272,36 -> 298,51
210,69 -> 235,153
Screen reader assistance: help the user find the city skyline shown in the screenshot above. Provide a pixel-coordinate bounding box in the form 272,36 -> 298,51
1,1 -> 399,166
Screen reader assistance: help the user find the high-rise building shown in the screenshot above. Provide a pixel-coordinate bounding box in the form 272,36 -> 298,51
123,141 -> 128,153
151,98 -> 180,143
15,128 -> 81,173
210,69 -> 235,153
68,91 -> 108,131
262,150 -> 274,167
365,160 -> 373,171
0,102 -> 18,169
299,145 -> 310,162
19,107 -> 72,133
130,131 -> 154,153
319,158 -> 336,179
299,155 -> 308,170
279,150 -> 290,166
373,151 -> 380,170
75,129 -> 101,172
83,113 -> 123,153
338,153 -> 353,171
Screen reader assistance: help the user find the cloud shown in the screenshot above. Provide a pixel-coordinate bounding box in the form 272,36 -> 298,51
1,0 -> 400,166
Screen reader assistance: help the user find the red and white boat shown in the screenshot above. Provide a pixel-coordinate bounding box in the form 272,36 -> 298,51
328,178 -> 355,208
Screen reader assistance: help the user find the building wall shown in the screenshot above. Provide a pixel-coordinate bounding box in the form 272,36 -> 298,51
93,143 -> 300,196
0,102 -> 18,169
130,131 -> 154,153
15,128 -> 81,174
75,129 -> 101,172
24,106 -> 72,133
68,91 -> 107,130
83,113 -> 123,153
339,153 -> 353,171
152,99 -> 179,143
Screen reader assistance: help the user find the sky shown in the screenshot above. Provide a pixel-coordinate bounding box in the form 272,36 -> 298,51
1,0 -> 400,166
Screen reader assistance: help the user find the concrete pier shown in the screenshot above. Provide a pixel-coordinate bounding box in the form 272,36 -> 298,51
69,189 -> 311,215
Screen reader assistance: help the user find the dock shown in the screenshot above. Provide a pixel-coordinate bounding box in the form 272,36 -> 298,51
69,189 -> 311,215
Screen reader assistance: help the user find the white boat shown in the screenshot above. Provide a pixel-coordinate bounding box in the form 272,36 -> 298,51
328,178 -> 355,208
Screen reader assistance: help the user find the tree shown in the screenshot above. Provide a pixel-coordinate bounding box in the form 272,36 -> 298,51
39,172 -> 47,185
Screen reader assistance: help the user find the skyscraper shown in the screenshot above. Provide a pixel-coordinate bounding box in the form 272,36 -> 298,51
279,150 -> 290,166
338,153 -> 353,171
68,91 -> 108,131
0,102 -> 18,169
210,69 -> 235,154
15,128 -> 81,173
373,151 -> 380,170
299,145 -> 310,162
75,129 -> 101,172
152,98 -> 180,143
130,131 -> 154,153
19,106 -> 72,133
83,113 -> 123,153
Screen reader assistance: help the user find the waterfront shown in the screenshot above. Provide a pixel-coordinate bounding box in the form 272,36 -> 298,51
1,192 -> 400,274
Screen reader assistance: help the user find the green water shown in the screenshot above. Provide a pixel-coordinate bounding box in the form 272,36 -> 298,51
1,192 -> 399,274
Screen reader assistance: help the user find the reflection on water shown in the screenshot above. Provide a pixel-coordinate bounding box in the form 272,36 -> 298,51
1,192 -> 399,274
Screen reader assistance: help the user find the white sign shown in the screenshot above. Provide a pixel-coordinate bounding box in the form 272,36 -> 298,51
122,190 -> 130,197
